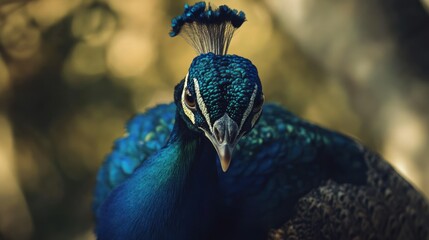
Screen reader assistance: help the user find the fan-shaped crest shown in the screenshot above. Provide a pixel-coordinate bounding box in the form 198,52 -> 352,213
170,2 -> 246,55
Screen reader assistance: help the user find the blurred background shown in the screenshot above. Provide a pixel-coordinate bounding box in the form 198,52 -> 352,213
1,0 -> 429,239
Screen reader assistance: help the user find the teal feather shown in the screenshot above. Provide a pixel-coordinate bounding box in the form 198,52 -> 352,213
95,106 -> 220,239
95,103 -> 429,239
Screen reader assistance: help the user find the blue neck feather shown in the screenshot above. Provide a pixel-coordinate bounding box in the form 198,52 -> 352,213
96,113 -> 219,240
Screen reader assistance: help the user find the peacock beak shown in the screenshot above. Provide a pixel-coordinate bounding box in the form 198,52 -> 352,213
213,143 -> 235,172
202,113 -> 239,172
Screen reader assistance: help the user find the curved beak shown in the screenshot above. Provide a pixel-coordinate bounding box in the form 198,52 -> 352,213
213,143 -> 235,172
202,114 -> 239,172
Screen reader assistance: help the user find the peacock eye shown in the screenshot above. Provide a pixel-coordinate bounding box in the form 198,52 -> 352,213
184,88 -> 196,109
253,94 -> 264,113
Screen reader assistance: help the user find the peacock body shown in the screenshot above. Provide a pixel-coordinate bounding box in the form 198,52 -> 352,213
94,2 -> 429,239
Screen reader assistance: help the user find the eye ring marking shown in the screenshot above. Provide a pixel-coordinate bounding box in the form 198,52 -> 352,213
184,88 -> 196,110
181,73 -> 195,124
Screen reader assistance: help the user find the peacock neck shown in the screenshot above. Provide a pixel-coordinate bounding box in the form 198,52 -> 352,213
163,112 -> 220,202
97,112 -> 219,240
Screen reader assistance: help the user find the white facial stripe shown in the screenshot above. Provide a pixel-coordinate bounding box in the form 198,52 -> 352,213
193,78 -> 213,132
251,109 -> 262,127
181,73 -> 195,124
238,85 -> 258,133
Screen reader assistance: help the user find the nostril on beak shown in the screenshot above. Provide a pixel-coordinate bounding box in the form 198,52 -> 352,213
227,127 -> 236,143
214,125 -> 224,143
208,114 -> 240,172
212,114 -> 239,144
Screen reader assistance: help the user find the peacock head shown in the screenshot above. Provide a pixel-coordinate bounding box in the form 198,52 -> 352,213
171,2 -> 264,171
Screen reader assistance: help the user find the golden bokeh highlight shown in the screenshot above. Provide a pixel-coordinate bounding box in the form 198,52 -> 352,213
107,30 -> 155,78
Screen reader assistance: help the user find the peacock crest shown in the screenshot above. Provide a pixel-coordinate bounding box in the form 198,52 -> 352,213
169,2 -> 246,55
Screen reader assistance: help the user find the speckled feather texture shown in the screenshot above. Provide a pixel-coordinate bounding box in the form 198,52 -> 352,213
93,104 -> 175,218
94,103 -> 429,239
268,151 -> 429,240
188,53 -> 261,122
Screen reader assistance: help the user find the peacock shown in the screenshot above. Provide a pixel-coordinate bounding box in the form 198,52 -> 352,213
93,2 -> 429,239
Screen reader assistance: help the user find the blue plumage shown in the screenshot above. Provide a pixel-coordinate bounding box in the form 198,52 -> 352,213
96,105 -> 220,239
93,104 -> 175,219
94,2 -> 429,239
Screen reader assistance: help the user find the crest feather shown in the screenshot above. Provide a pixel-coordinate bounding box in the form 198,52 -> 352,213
170,2 -> 246,55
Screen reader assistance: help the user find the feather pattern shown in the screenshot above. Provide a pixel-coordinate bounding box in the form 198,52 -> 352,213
93,104 -> 175,218
94,103 -> 429,239
95,104 -> 220,240
269,151 -> 429,239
